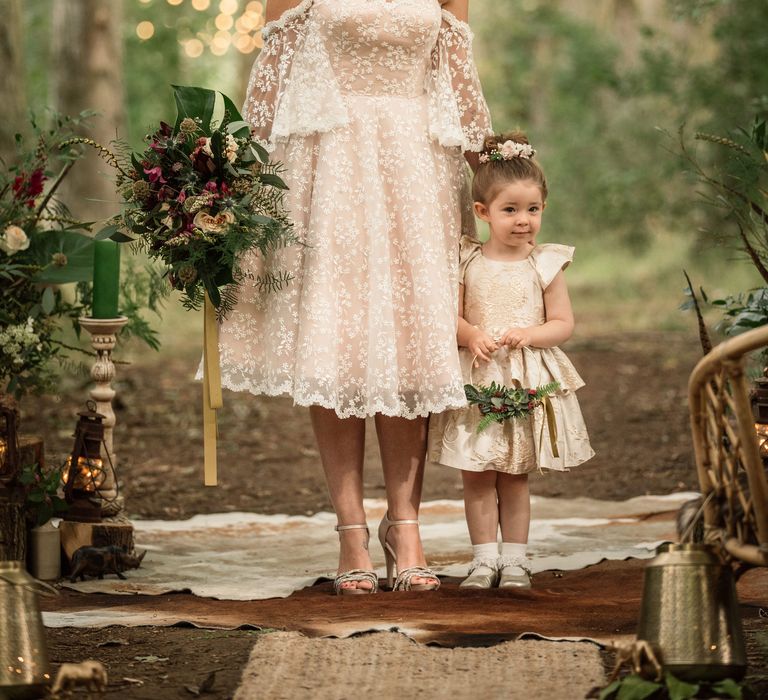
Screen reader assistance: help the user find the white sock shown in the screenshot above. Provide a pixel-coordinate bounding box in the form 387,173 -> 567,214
500,542 -> 528,566
471,542 -> 499,570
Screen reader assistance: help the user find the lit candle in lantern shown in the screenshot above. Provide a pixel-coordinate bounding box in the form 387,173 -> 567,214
91,241 -> 121,319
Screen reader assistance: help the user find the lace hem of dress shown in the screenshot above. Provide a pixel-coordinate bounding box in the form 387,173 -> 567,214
195,367 -> 470,419
262,0 -> 313,37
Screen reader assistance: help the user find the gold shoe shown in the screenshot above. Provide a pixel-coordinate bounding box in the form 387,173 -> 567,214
497,556 -> 532,589
333,524 -> 378,596
377,513 -> 440,591
459,559 -> 500,589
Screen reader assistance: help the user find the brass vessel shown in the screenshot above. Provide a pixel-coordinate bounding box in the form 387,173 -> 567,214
637,543 -> 746,681
0,561 -> 53,699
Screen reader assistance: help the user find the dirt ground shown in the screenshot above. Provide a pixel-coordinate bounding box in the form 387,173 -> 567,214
26,331 -> 767,698
37,331 -> 701,519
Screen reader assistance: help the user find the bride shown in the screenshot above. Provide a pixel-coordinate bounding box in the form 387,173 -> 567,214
218,0 -> 492,594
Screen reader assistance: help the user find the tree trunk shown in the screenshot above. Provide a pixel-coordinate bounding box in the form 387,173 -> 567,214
0,0 -> 27,166
51,0 -> 125,225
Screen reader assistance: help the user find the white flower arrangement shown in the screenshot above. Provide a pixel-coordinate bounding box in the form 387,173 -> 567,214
0,319 -> 43,367
479,140 -> 536,164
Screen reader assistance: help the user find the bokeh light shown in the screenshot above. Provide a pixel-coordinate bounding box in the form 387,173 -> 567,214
246,1 -> 263,12
183,38 -> 205,57
167,0 -> 184,5
215,13 -> 234,30
191,0 -> 211,9
220,0 -> 239,15
136,21 -> 155,40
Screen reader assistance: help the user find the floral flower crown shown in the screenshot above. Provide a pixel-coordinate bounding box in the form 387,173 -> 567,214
478,140 -> 536,164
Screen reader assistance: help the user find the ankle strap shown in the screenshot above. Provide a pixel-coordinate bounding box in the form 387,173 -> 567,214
386,518 -> 419,526
335,523 -> 369,532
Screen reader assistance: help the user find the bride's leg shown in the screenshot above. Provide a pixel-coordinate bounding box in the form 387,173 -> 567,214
374,414 -> 436,585
309,405 -> 373,591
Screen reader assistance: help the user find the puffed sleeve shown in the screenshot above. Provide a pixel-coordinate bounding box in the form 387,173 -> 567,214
530,244 -> 574,289
427,10 -> 493,152
242,0 -> 348,151
458,234 -> 482,284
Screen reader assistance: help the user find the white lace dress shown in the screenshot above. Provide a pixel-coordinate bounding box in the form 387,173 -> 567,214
428,237 -> 595,474
216,0 -> 493,418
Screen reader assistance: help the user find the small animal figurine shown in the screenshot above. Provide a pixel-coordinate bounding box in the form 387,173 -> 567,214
68,545 -> 146,582
50,660 -> 108,697
606,639 -> 663,683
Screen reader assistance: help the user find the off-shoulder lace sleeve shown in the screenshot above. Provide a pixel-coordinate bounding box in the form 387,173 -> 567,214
459,234 -> 482,283
242,0 -> 349,151
530,243 -> 574,289
427,10 -> 493,152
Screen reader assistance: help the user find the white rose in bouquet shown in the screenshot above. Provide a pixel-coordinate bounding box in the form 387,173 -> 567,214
1,225 -> 30,255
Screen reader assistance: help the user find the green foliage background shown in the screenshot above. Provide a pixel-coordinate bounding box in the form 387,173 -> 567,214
17,0 -> 768,339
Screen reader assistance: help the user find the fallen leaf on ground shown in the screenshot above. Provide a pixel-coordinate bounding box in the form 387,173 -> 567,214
134,655 -> 169,663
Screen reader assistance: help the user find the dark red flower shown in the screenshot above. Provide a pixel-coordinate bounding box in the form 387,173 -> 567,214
527,402 -> 534,410
528,389 -> 537,396
28,168 -> 45,198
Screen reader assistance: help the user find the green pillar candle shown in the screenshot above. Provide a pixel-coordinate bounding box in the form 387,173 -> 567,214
91,240 -> 121,318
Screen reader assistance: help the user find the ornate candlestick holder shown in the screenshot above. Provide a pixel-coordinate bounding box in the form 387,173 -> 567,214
78,316 -> 128,517
59,316 -> 135,565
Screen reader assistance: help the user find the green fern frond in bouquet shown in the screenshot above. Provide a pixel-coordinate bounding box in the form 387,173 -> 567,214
464,380 -> 561,434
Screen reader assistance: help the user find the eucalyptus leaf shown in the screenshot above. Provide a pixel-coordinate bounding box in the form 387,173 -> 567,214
258,173 -> 289,190
41,286 -> 55,315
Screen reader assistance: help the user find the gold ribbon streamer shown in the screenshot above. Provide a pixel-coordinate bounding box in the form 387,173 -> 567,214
203,291 -> 222,486
542,395 -> 560,459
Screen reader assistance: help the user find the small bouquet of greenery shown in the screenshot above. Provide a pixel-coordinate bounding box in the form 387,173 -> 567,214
464,380 -> 560,433
84,85 -> 294,318
18,462 -> 68,526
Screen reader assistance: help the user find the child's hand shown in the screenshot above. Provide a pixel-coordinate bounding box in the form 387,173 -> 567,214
468,327 -> 498,365
500,327 -> 534,349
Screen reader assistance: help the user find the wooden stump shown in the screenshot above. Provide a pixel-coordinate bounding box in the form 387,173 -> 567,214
0,436 -> 44,561
59,518 -> 135,565
0,491 -> 26,561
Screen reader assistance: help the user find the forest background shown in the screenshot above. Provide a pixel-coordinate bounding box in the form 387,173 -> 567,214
1,0 -> 767,353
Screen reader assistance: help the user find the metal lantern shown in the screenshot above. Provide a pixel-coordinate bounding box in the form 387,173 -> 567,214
0,561 -> 54,699
636,543 -> 747,682
62,401 -> 112,523
0,395 -> 20,487
751,370 -> 768,459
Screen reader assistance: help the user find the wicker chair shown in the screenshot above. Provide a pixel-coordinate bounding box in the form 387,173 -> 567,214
688,324 -> 768,567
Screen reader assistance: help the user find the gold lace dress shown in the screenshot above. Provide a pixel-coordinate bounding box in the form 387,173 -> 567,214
428,237 -> 595,474
213,0 -> 493,418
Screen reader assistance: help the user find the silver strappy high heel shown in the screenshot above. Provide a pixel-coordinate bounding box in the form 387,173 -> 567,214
377,513 -> 440,591
333,524 -> 379,596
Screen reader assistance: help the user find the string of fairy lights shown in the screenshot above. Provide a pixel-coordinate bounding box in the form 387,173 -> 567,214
136,0 -> 265,57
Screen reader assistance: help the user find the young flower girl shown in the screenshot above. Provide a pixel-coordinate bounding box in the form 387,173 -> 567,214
429,132 -> 594,589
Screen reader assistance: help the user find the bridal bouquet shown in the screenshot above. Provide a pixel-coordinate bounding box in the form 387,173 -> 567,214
464,381 -> 560,433
82,85 -> 294,317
